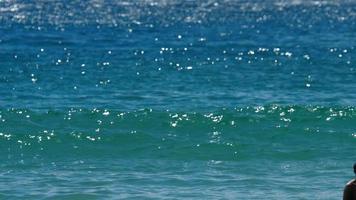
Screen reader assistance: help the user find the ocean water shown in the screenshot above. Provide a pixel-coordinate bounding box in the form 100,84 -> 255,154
1,0 -> 356,199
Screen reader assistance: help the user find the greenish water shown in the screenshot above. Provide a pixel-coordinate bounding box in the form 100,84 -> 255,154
1,106 -> 355,199
1,0 -> 356,199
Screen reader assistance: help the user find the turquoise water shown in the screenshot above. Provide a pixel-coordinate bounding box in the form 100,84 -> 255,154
1,0 -> 356,199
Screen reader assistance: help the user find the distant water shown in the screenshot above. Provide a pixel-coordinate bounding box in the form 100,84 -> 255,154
1,0 -> 356,199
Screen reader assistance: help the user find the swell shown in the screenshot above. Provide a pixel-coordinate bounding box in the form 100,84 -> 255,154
1,105 -> 355,162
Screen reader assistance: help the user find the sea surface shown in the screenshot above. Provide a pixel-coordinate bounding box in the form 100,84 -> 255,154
1,0 -> 356,199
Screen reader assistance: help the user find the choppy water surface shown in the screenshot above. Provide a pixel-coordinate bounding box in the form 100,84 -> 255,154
1,0 -> 356,199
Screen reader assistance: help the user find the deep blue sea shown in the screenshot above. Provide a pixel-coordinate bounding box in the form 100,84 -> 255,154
1,0 -> 356,199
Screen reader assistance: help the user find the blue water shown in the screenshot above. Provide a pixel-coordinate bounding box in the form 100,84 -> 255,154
1,0 -> 356,199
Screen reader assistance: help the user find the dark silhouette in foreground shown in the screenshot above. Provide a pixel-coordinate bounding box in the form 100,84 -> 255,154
344,163 -> 356,200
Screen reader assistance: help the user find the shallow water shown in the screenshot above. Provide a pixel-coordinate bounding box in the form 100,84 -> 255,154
1,0 -> 356,199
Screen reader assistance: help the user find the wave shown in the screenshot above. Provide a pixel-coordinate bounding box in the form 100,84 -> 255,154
1,105 -> 355,161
